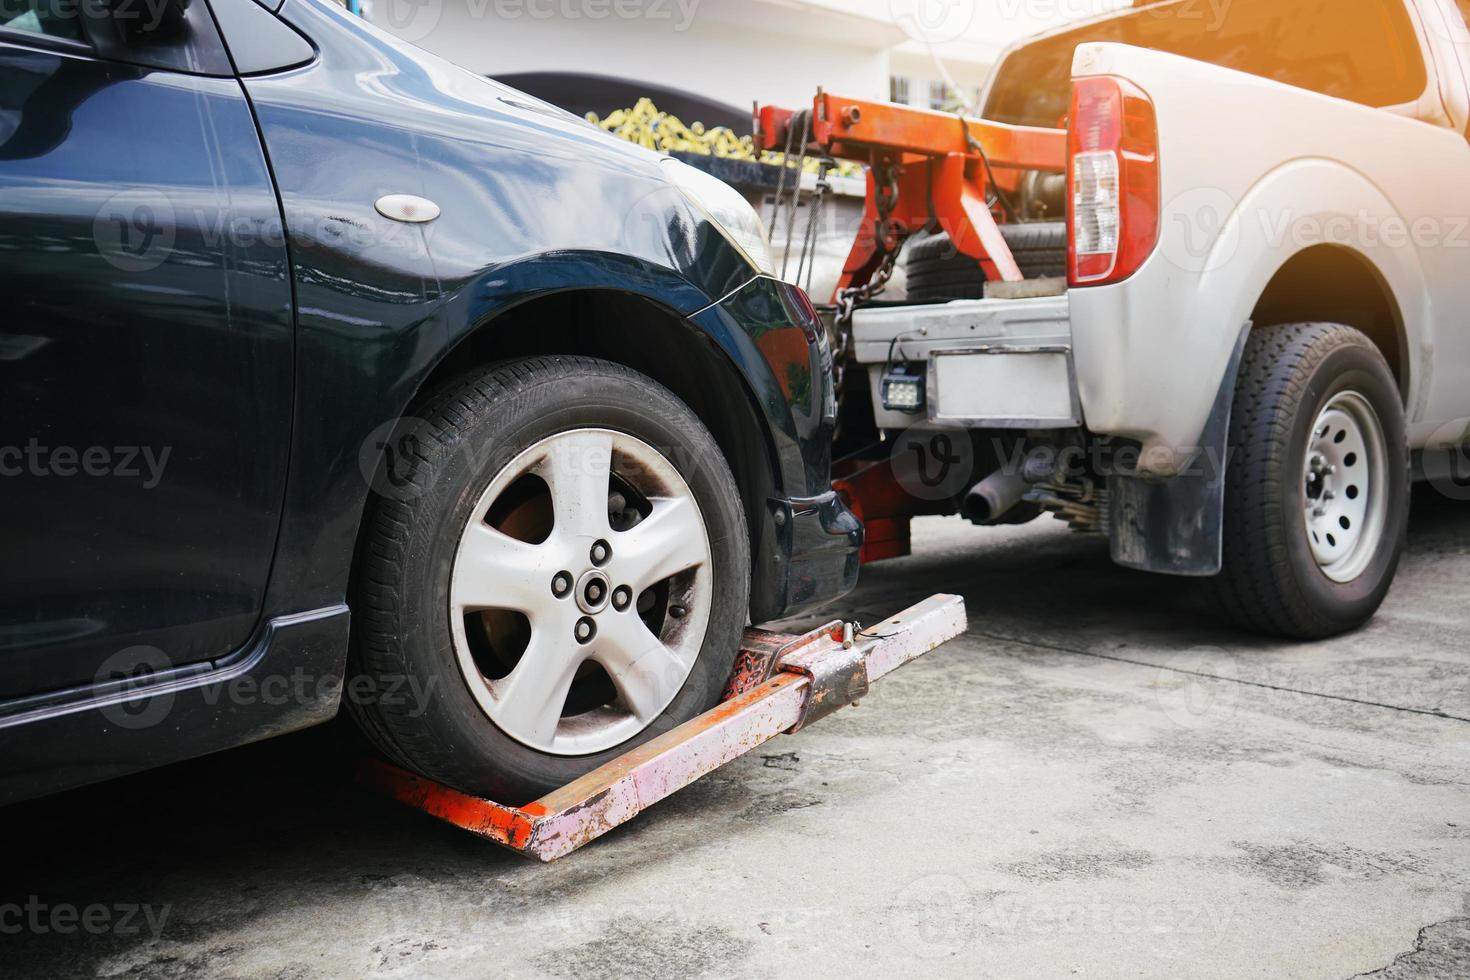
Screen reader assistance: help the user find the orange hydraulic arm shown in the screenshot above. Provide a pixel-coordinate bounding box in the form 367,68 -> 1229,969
754,92 -> 1066,302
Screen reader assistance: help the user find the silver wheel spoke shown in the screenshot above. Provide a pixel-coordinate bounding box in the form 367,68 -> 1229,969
541,430 -> 613,540
451,427 -> 714,755
451,524 -> 553,616
615,496 -> 707,593
1302,392 -> 1387,583
594,612 -> 688,723
491,634 -> 582,747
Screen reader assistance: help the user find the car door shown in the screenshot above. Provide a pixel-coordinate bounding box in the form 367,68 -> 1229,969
0,0 -> 294,701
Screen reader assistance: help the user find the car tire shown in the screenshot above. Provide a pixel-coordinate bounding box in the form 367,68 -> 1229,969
348,356 -> 750,803
1212,323 -> 1408,639
904,221 -> 1067,301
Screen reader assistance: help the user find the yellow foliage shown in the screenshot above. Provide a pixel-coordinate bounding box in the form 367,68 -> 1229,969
589,98 -> 862,178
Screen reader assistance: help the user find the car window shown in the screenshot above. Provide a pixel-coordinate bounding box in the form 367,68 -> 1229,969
0,0 -> 88,43
985,0 -> 1428,127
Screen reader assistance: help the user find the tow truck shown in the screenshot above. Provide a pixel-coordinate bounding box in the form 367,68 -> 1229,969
750,0 -> 1469,641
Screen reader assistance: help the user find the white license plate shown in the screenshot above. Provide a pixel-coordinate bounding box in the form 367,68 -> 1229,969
929,348 -> 1079,427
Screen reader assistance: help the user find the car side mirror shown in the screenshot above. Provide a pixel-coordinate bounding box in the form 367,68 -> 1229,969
78,0 -> 233,75
108,0 -> 192,44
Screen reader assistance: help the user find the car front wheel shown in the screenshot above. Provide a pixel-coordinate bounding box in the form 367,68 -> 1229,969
349,356 -> 749,803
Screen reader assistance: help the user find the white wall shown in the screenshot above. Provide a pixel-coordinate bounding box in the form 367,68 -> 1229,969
365,0 -> 1129,118
887,49 -> 992,110
370,1 -> 893,112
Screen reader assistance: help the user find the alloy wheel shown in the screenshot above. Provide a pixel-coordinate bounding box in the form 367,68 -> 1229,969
449,429 -> 712,755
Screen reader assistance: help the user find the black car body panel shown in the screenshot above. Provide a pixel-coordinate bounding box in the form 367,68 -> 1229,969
0,0 -> 859,803
0,42 -> 295,702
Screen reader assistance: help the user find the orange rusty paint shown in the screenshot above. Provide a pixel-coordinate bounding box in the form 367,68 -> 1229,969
754,91 -> 1066,300
357,759 -> 537,851
834,459 -> 952,564
806,93 -> 1065,170
529,671 -> 808,815
754,93 -> 1064,169
357,598 -> 966,861
831,152 -> 1021,296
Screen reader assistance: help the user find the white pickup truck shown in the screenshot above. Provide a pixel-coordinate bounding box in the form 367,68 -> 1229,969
849,0 -> 1470,637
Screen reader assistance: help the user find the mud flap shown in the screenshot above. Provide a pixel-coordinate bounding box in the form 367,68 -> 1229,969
1107,323 -> 1250,577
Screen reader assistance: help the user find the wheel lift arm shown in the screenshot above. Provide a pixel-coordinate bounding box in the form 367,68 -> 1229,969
360,594 -> 966,861
753,91 -> 1067,300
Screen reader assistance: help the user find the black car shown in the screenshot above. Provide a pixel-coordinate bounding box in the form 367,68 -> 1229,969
0,0 -> 860,803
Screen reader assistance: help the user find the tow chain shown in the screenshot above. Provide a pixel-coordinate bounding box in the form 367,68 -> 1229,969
834,161 -> 903,335
833,248 -> 899,332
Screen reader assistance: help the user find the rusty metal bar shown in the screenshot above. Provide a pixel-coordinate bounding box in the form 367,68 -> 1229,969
360,593 -> 967,862
756,91 -> 1068,296
757,93 -> 1066,171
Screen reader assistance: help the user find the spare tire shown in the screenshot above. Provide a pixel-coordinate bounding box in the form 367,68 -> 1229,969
904,221 -> 1067,301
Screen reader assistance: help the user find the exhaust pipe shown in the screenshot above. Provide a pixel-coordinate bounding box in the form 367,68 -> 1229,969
963,470 -> 1029,525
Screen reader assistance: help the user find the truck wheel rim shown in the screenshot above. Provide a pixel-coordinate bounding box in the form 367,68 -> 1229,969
449,428 -> 713,755
1302,391 -> 1388,584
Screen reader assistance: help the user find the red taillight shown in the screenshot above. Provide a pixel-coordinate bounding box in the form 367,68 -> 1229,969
1068,75 -> 1159,287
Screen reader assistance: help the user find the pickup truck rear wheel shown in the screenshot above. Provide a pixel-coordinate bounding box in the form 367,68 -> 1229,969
349,356 -> 750,803
1214,323 -> 1408,639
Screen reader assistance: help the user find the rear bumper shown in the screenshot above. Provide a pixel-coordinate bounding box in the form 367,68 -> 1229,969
852,293 -> 1081,430
770,489 -> 862,620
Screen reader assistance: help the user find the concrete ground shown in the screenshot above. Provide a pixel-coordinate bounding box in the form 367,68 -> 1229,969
5,486 -> 1469,978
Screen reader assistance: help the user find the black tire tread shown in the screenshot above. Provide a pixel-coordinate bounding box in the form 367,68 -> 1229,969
1210,323 -> 1406,638
904,221 -> 1067,299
